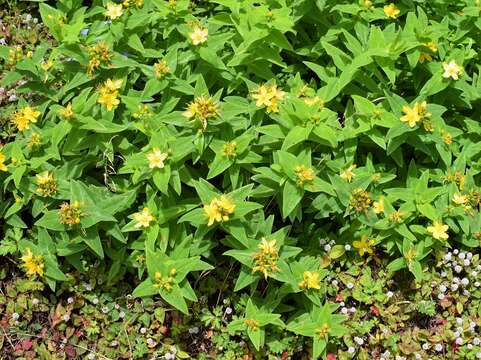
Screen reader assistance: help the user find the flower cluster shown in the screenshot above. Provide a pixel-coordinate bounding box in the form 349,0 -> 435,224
152,269 -> 176,291
11,106 -> 40,131
87,42 -> 111,76
59,201 -> 83,225
21,248 -> 44,278
153,60 -> 170,79
97,79 -> 122,111
400,101 -> 431,128
222,141 -> 237,157
36,171 -> 57,197
299,271 -> 321,290
349,188 -> 372,213
182,95 -> 219,131
252,238 -> 280,279
251,83 -> 285,113
203,195 -> 236,226
295,165 -> 315,186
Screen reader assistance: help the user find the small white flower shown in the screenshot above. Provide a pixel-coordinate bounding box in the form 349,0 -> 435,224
102,306 -> 109,314
473,337 -> 481,345
92,298 -> 99,305
453,277 -> 460,283
146,338 -> 155,345
468,344 -> 473,350
456,317 -> 463,325
319,238 -> 326,245
63,314 -> 70,322
324,244 -> 331,252
439,284 -> 447,293
354,336 -> 364,345
472,271 -> 478,277
455,265 -> 463,273
422,343 -> 430,350
350,307 -> 357,313
165,354 -> 175,360
344,244 -> 351,251
461,278 -> 469,286
12,312 -> 20,320
437,293 -> 445,300
451,283 -> 459,291
464,259 -> 471,267
67,297 -> 74,304
347,283 -> 354,289
32,298 -> 40,306
87,354 -> 96,360
414,354 -> 421,360
339,301 -> 345,307
188,326 -> 200,334
459,252 -> 466,260
85,283 -> 93,291
225,307 -> 233,315
119,311 -> 126,319
476,352 -> 481,359
140,327 -> 147,334
467,252 -> 473,259
386,291 -> 394,298
111,340 -> 119,347
463,289 -> 470,296
434,343 -> 443,352
454,331 -> 461,338
441,271 -> 447,277
341,307 -> 348,315
477,265 -> 481,271
332,279 -> 338,286
453,249 -> 459,255
114,303 -> 120,310
347,346 -> 355,353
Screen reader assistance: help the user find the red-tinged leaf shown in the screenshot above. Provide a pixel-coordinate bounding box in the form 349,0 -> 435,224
65,344 -> 76,358
22,338 -> 33,351
327,353 -> 337,360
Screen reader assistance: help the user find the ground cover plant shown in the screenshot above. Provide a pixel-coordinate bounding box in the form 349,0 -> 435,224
3,0 -> 481,359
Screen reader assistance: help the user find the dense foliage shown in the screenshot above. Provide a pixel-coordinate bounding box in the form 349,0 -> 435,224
3,0 -> 481,359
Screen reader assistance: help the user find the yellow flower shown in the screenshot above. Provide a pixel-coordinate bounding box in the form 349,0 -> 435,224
41,60 -> 54,71
419,53 -> 433,63
59,201 -> 83,225
133,207 -> 155,228
373,196 -> 384,214
189,26 -> 208,45
0,152 -> 8,172
384,3 -> 400,19
400,104 -> 421,128
251,84 -> 285,113
299,271 -> 321,290
21,248 -> 45,278
154,60 -> 170,78
11,106 -> 41,131
244,319 -> 260,331
295,165 -> 315,186
36,171 -> 57,197
146,148 -> 168,169
442,60 -> 462,80
104,78 -> 123,92
453,193 -> 468,205
58,103 -> 74,119
352,235 -> 375,257
340,164 -> 356,183
204,195 -> 236,226
222,141 -> 237,157
427,221 -> 449,240
105,2 -> 123,20
425,41 -> 438,53
182,96 -> 219,131
97,79 -> 121,111
252,238 -> 280,279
